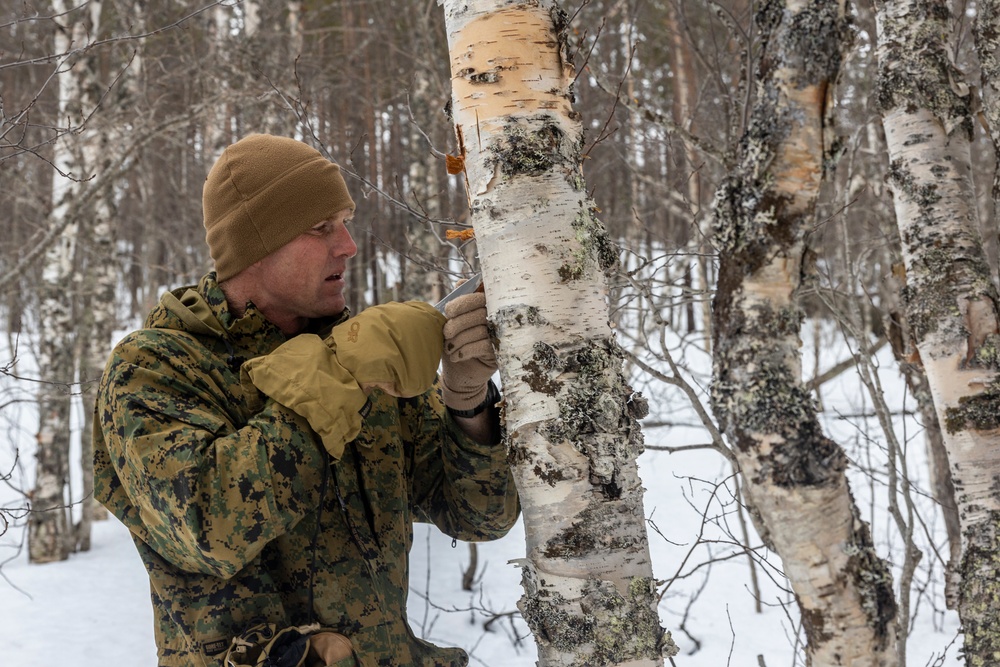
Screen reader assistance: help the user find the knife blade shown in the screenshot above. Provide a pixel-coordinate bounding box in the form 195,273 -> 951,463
434,273 -> 483,314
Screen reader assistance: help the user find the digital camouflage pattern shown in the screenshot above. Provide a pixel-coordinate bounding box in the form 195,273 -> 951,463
93,273 -> 520,667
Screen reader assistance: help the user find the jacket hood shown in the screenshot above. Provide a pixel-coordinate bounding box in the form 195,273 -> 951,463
159,287 -> 227,337
146,272 -> 238,338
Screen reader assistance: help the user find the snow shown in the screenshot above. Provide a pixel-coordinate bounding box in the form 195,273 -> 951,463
0,321 -> 964,666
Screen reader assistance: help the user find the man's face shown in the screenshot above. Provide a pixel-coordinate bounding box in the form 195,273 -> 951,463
245,209 -> 357,332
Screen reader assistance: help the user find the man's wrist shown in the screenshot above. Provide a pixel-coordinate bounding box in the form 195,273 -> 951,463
446,380 -> 500,418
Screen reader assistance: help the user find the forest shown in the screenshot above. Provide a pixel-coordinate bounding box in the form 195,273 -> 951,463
3,0 -> 1000,665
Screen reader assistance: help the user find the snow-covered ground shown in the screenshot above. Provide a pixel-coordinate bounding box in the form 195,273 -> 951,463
0,319 -> 963,666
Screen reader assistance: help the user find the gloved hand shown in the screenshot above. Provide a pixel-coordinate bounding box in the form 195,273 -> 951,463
242,301 -> 445,459
328,301 -> 446,397
441,291 -> 498,411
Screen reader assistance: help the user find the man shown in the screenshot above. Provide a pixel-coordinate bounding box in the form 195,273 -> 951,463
93,133 -> 519,667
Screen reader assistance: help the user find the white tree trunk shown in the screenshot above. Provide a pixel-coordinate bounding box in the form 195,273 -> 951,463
31,0 -> 118,562
29,0 -> 95,564
440,1 -> 673,664
710,1 -> 897,664
876,0 -> 1000,660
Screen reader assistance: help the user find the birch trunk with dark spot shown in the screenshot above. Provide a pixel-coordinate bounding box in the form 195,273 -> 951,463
875,0 -> 1000,662
439,1 -> 674,664
29,0 -> 106,564
710,1 -> 898,664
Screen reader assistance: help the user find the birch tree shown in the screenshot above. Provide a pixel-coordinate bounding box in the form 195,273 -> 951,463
75,0 -> 152,548
29,0 -> 139,558
29,0 -> 98,563
439,1 -> 674,664
709,0 -> 898,663
875,0 -> 1000,662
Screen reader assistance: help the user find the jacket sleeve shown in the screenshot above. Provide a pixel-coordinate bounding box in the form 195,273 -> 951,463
403,385 -> 520,541
94,330 -> 333,580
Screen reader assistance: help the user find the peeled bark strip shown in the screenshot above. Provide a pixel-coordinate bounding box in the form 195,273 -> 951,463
875,0 -> 1000,662
710,1 -> 897,664
439,1 -> 672,664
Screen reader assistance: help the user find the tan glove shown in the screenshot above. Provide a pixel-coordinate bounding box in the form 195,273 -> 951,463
441,291 -> 498,410
328,300 -> 446,397
242,301 -> 445,459
241,334 -> 368,459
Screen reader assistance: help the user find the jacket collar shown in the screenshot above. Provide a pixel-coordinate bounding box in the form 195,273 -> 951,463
155,272 -> 350,360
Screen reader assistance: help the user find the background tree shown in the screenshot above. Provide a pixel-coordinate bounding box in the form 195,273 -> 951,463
709,0 -> 898,663
30,0 -> 106,564
876,0 -> 1000,662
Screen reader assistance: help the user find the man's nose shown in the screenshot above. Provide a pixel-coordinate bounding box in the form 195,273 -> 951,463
332,223 -> 358,259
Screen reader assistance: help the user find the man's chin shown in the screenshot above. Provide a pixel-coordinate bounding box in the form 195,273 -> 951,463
319,297 -> 347,318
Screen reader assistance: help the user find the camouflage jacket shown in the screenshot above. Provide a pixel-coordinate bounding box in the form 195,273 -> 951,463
93,273 -> 519,667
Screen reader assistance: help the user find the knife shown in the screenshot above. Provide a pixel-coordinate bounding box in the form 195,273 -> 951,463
434,273 -> 483,314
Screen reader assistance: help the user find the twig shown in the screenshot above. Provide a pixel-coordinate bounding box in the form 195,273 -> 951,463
583,43 -> 634,160
806,336 -> 887,391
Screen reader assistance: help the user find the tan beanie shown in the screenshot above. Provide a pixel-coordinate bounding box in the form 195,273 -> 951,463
203,134 -> 356,282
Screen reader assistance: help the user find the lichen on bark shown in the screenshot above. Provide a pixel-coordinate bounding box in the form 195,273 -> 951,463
539,337 -> 646,489
559,202 -> 619,282
486,116 -> 573,178
875,0 -> 974,138
713,300 -> 847,488
844,510 -> 898,642
782,0 -> 851,86
542,501 -> 645,559
494,303 -> 547,329
711,84 -> 787,263
754,0 -> 850,87
958,510 -> 1000,667
519,573 -> 676,662
523,340 -> 563,395
945,379 -> 1000,433
890,159 -> 1000,347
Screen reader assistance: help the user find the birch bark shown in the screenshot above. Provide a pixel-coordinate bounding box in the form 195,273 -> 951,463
29,0 -> 103,563
710,1 -> 897,664
439,1 -> 673,664
77,0 -> 148,545
875,0 -> 1000,662
974,0 -> 1000,212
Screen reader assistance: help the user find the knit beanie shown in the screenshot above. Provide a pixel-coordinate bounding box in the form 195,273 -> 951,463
203,134 -> 356,282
